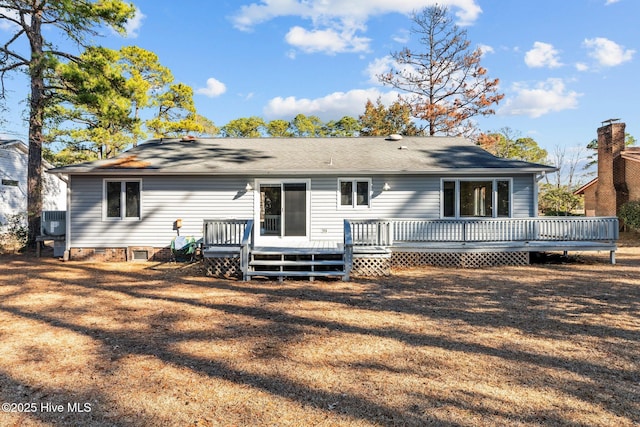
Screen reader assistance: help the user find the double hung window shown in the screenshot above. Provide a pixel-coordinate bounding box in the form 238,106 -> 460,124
339,179 -> 371,208
104,180 -> 141,220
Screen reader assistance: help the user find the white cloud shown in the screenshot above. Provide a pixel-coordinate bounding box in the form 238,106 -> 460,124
499,78 -> 581,118
392,29 -> 410,44
583,37 -> 635,67
575,62 -> 589,72
231,1 -> 482,54
233,0 -> 482,29
196,78 -> 227,98
605,0 -> 620,5
264,88 -> 401,120
123,7 -> 145,38
365,55 -> 397,84
285,26 -> 370,54
524,42 -> 562,68
364,55 -> 427,86
448,0 -> 483,26
477,44 -> 495,57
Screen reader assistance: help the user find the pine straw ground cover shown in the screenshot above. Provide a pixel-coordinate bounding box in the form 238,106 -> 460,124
0,243 -> 639,426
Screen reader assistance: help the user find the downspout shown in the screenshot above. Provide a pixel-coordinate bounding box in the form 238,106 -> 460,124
534,172 -> 545,217
64,175 -> 71,260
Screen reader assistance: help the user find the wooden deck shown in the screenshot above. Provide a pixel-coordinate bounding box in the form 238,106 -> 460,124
201,217 -> 620,280
346,217 -> 619,264
228,240 -> 615,258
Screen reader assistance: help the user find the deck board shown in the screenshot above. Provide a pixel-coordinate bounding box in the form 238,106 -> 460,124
204,239 -> 615,254
390,240 -> 617,253
253,240 -> 344,254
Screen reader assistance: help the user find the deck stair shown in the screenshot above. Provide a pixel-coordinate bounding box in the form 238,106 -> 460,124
247,247 -> 346,280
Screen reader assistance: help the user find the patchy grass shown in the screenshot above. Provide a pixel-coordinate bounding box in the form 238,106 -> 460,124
0,245 -> 639,426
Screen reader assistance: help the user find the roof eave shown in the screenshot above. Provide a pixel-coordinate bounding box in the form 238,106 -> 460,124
51,166 -> 557,176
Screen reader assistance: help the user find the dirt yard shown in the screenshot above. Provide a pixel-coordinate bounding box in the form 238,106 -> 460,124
1,238 -> 639,426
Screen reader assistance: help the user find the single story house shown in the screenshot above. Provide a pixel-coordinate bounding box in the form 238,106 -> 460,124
0,139 -> 67,227
49,135 -> 618,279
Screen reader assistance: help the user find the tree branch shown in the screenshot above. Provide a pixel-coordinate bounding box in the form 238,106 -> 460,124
47,49 -> 80,63
1,27 -> 28,61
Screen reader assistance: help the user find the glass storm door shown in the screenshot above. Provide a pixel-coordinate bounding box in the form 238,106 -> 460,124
257,181 -> 308,240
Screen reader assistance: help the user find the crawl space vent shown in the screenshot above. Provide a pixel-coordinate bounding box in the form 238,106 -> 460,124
132,250 -> 149,261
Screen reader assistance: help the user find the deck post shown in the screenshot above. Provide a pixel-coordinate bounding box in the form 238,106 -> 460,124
240,244 -> 249,281
343,220 -> 353,281
240,220 -> 254,281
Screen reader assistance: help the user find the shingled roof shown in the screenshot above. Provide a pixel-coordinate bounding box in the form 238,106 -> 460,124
49,136 -> 556,176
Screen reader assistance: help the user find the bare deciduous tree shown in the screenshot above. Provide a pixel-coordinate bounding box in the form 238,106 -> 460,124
378,5 -> 504,137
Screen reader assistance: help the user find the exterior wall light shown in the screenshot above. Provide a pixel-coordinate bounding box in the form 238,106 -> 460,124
382,182 -> 391,191
245,182 -> 254,191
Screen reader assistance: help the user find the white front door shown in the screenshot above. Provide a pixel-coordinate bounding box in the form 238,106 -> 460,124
254,180 -> 310,244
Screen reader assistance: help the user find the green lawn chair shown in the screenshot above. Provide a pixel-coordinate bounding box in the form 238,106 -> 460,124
171,235 -> 197,262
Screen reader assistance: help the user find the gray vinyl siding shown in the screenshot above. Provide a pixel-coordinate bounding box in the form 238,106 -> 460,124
69,175 -> 253,248
511,174 -> 535,217
309,176 -> 441,241
308,174 -> 536,240
69,173 -> 538,248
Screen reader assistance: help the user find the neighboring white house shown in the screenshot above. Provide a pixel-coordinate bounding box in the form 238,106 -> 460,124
0,139 -> 67,227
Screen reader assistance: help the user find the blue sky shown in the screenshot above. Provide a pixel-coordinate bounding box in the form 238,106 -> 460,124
1,0 -> 638,156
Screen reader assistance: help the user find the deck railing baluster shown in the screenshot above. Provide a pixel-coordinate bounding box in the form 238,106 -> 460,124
203,219 -> 251,247
346,217 -> 618,245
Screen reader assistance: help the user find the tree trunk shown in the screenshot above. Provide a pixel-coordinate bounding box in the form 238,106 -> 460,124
27,8 -> 45,248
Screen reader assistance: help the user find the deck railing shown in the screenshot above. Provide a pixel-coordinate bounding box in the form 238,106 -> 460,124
203,219 -> 253,280
348,217 -> 619,246
262,215 -> 281,234
203,219 -> 250,246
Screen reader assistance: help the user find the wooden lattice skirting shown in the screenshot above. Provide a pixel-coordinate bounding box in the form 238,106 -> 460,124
391,251 -> 530,268
203,256 -> 242,278
352,255 -> 391,277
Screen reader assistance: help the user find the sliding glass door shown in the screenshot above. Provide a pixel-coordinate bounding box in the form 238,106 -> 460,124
257,180 -> 309,242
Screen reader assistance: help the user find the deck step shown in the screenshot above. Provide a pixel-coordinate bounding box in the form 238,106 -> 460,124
250,260 -> 344,266
352,246 -> 391,255
246,247 -> 347,280
251,250 -> 344,256
247,270 -> 346,278
203,246 -> 241,258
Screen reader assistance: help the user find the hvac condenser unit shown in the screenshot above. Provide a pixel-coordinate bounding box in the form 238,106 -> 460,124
41,210 -> 66,236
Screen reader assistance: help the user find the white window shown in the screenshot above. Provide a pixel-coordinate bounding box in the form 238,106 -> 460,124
1,178 -> 19,187
338,178 -> 371,208
104,179 -> 141,220
442,178 -> 511,218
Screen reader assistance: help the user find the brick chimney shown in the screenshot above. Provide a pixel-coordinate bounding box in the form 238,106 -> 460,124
595,121 -> 625,216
